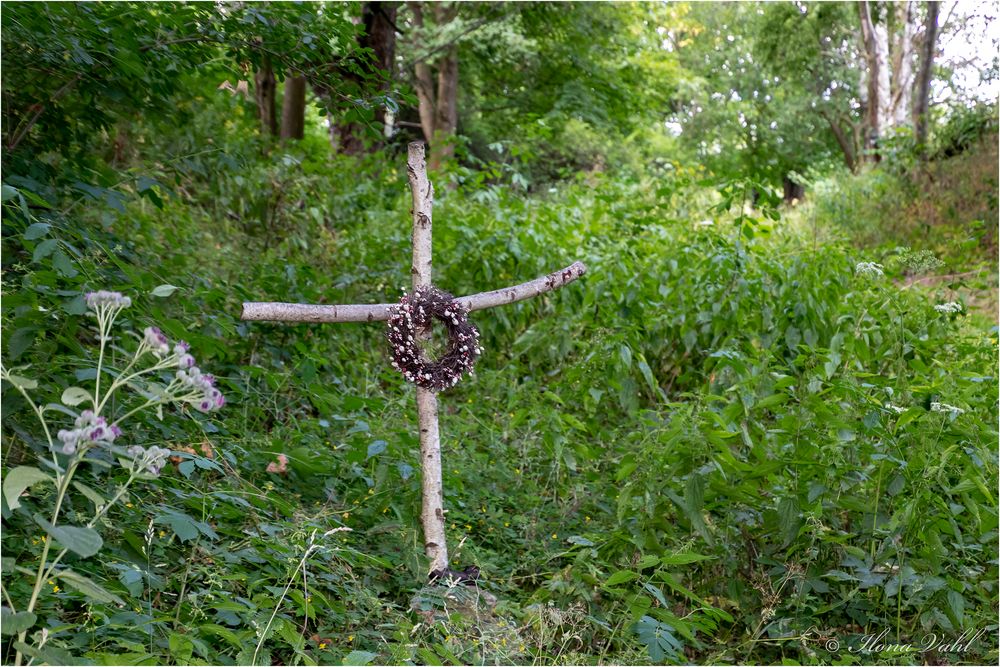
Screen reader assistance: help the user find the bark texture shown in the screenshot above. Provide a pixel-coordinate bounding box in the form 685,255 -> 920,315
858,0 -> 883,159
241,261 -> 587,323
405,142 -> 449,574
333,2 -> 398,154
280,75 -> 307,141
407,2 -> 459,170
913,1 -> 940,150
890,1 -> 916,126
255,56 -> 278,137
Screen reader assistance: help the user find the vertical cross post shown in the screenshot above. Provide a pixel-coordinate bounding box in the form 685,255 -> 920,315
406,143 -> 448,572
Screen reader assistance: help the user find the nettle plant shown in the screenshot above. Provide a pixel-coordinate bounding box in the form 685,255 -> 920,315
1,290 -> 223,663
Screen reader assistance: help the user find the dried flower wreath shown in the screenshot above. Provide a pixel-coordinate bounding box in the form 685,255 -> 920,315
387,286 -> 482,391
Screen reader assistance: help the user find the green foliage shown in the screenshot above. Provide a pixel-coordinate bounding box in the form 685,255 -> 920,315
3,98 -> 997,662
2,4 -> 998,666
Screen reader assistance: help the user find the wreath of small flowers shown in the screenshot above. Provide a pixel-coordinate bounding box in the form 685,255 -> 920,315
387,286 -> 482,391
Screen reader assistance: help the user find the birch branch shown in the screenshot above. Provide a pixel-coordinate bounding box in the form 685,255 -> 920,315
240,261 -> 587,323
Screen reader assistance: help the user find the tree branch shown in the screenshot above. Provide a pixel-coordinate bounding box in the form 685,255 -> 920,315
240,261 -> 587,323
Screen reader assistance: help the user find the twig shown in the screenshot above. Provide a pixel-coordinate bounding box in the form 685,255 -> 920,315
240,261 -> 587,323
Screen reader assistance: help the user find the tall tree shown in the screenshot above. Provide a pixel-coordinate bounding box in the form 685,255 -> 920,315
407,1 -> 460,170
756,2 -> 865,173
889,1 -> 917,126
913,0 -> 940,150
858,0 -> 885,160
280,75 -> 306,141
255,55 -> 278,137
333,2 -> 399,154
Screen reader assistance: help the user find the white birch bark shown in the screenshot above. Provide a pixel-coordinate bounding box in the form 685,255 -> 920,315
241,262 -> 587,323
891,1 -> 917,127
406,142 -> 449,574
875,21 -> 892,131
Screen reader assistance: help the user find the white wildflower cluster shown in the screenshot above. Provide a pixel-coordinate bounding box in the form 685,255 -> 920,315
930,402 -> 965,417
141,327 -> 224,411
56,410 -> 122,455
933,302 -> 963,314
884,403 -> 907,414
175,366 -> 225,412
855,262 -> 885,278
386,286 -> 483,391
126,445 -> 172,476
85,290 -> 132,311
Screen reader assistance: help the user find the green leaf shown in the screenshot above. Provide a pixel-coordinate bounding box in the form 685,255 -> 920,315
3,374 -> 37,390
946,589 -> 965,628
32,238 -> 58,262
35,516 -> 103,558
158,511 -> 199,542
660,552 -> 713,566
150,284 -> 179,297
199,624 -> 244,649
636,354 -> 659,396
24,223 -> 51,240
343,650 -> 377,666
7,329 -> 38,361
12,641 -> 77,666
777,497 -> 801,545
3,466 -> 54,510
0,608 -> 37,635
366,440 -> 387,459
168,632 -> 195,662
61,386 -> 93,407
605,570 -> 639,586
55,568 -> 125,605
72,482 -> 107,511
52,249 -> 76,277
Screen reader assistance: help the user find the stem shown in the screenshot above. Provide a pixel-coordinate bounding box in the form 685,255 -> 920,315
15,455 -> 81,666
38,472 -> 138,586
252,537 -> 317,666
1,582 -> 16,611
94,309 -> 108,409
2,375 -> 60,472
94,344 -> 151,414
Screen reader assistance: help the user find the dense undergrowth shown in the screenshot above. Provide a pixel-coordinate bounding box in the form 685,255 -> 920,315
2,94 -> 998,666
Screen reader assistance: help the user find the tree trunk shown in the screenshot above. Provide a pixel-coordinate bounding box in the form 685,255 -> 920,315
409,2 -> 437,144
280,75 -> 307,142
255,56 -> 278,137
408,1 -> 459,171
890,2 -> 916,126
822,111 -> 858,172
428,46 -> 458,171
333,2 -> 398,154
913,1 -> 939,150
858,0 -> 883,161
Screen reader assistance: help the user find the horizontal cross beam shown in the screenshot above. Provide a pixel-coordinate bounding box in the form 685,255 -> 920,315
240,261 -> 587,323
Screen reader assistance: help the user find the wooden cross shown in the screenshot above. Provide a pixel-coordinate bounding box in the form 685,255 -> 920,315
241,142 -> 586,576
